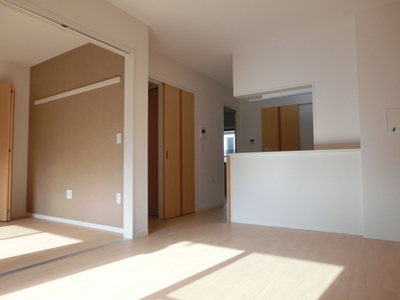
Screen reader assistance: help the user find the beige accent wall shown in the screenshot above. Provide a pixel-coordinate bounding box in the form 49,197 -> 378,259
27,43 -> 124,228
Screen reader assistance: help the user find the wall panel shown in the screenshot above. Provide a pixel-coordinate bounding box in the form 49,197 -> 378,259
28,43 -> 124,227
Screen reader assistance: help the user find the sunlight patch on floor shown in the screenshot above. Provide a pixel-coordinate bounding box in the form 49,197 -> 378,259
0,225 -> 40,240
169,252 -> 344,300
2,242 -> 244,300
0,231 -> 82,260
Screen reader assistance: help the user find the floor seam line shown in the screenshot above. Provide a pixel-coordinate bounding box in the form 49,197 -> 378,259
0,238 -> 128,278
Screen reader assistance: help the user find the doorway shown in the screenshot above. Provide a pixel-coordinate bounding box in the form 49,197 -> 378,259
147,80 -> 196,220
223,106 -> 236,194
148,81 -> 159,217
1,2 -> 136,238
240,84 -> 314,153
261,101 -> 314,152
0,83 -> 14,221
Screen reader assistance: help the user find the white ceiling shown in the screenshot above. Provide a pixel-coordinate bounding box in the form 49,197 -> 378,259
107,0 -> 395,87
0,4 -> 86,68
1,0 -> 396,87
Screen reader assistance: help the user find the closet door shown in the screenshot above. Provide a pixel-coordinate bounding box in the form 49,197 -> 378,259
181,90 -> 195,215
163,84 -> 181,219
261,107 -> 279,152
163,84 -> 195,219
0,83 -> 14,222
261,105 -> 300,152
280,105 -> 300,151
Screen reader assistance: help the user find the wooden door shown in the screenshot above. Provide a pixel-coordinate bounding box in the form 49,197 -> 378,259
181,90 -> 195,215
163,84 -> 195,219
280,105 -> 300,151
261,105 -> 300,152
261,107 -> 279,151
0,83 -> 14,222
163,84 -> 181,219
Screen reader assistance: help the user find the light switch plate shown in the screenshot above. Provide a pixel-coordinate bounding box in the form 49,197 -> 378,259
386,108 -> 400,132
116,133 -> 122,144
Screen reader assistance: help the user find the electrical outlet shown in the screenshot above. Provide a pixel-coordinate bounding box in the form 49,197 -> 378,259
66,190 -> 72,199
116,193 -> 121,204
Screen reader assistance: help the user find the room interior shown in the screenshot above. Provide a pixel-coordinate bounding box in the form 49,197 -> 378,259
1,0 -> 400,298
0,2 -> 88,220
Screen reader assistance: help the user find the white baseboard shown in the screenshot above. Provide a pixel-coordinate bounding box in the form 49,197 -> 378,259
196,203 -> 224,212
30,213 -> 124,234
11,212 -> 30,219
232,218 -> 364,237
363,231 -> 400,242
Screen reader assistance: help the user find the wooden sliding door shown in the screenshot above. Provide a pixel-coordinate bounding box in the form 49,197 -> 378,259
261,105 -> 300,152
280,105 -> 300,151
261,107 -> 280,151
0,83 -> 15,221
163,84 -> 195,219
163,84 -> 182,219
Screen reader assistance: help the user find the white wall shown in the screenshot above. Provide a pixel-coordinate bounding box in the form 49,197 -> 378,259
13,0 -> 149,238
229,149 -> 363,236
150,50 -> 239,211
299,103 -> 314,150
233,15 -> 360,150
239,93 -> 313,152
0,60 -> 30,218
356,2 -> 400,242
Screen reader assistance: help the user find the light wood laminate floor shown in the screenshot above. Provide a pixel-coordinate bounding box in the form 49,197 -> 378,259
1,207 -> 400,299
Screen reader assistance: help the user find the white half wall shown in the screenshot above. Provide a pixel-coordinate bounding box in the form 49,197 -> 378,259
0,60 -> 30,218
229,149 -> 363,236
355,2 -> 400,242
233,15 -> 360,149
149,50 -> 239,211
